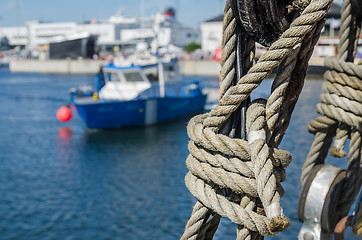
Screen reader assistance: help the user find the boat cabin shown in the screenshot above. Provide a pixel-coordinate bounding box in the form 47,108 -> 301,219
98,60 -> 182,101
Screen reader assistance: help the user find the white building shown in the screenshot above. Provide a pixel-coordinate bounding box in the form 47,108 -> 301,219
0,26 -> 27,46
116,9 -> 200,48
200,15 -> 223,56
26,22 -> 77,50
77,22 -> 115,45
0,8 -> 200,53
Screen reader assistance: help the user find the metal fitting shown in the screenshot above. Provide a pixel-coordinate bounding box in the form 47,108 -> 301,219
298,165 -> 346,240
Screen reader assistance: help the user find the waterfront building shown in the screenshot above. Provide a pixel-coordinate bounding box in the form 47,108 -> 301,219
0,8 -> 200,56
0,26 -> 27,47
199,2 -> 362,61
200,15 -> 223,59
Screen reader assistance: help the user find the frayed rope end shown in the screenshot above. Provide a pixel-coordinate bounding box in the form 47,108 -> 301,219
330,146 -> 347,158
268,216 -> 290,234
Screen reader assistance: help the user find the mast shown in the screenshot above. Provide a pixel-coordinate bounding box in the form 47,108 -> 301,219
140,0 -> 145,27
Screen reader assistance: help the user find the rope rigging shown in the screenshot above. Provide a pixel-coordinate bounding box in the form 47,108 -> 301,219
298,0 -> 362,238
181,0 -> 335,239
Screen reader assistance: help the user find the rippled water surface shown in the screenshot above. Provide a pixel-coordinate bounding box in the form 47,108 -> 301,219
0,68 -> 338,239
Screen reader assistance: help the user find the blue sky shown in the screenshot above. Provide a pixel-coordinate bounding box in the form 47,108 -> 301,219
0,0 -> 224,27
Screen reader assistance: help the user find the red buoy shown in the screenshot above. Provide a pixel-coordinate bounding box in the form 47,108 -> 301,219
57,106 -> 72,122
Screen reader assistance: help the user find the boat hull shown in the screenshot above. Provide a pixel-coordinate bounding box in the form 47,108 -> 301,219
72,95 -> 207,129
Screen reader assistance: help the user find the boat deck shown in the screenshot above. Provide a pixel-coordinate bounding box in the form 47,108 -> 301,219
73,97 -> 103,104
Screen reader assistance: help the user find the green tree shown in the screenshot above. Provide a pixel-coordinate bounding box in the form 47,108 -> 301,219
185,42 -> 201,53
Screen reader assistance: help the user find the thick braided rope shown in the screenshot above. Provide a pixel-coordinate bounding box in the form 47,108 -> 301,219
270,19 -> 326,146
316,103 -> 361,130
322,80 -> 362,104
300,0 -> 361,216
225,12 -> 257,239
337,129 -> 362,214
301,0 -> 361,178
189,205 -> 220,240
185,172 -> 272,235
308,116 -> 338,134
246,99 -> 290,232
186,114 -> 289,196
266,19 -> 325,146
181,202 -> 212,240
182,3 -> 258,238
236,195 -> 264,240
301,117 -> 338,184
337,0 -> 361,61
182,0 -> 332,238
319,92 -> 362,117
265,43 -> 301,143
185,113 -> 292,236
219,1 -> 237,100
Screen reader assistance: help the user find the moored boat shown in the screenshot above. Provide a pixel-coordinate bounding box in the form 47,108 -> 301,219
68,56 -> 207,129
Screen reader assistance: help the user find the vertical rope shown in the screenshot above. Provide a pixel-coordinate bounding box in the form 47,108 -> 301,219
337,129 -> 362,213
181,2 -> 234,239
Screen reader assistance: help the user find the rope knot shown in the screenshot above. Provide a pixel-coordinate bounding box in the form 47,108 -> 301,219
318,57 -> 362,131
185,106 -> 292,235
181,0 -> 334,239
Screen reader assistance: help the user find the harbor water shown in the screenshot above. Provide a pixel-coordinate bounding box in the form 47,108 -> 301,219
0,68 -> 347,239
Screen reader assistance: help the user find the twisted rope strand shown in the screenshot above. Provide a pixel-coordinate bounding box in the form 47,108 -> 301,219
337,0 -> 361,61
322,80 -> 362,103
203,0 -> 332,130
330,123 -> 351,158
219,2 -> 237,100
181,202 -> 212,240
247,99 -> 290,232
301,118 -> 338,184
268,19 -> 326,146
337,129 -> 362,214
324,70 -> 362,90
266,44 -> 301,141
185,173 -> 272,235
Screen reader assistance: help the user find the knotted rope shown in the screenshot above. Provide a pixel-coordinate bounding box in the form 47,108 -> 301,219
301,0 -> 362,224
181,0 -> 332,239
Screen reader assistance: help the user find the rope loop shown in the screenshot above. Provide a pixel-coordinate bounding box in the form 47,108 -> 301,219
186,110 -> 292,236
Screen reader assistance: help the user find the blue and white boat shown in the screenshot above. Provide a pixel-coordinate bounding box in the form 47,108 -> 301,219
69,56 -> 207,129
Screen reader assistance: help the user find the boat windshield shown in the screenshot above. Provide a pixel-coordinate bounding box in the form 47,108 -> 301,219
107,72 -> 121,82
123,71 -> 145,82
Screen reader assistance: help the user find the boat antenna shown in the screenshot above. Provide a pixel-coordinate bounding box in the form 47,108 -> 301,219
140,0 -> 145,21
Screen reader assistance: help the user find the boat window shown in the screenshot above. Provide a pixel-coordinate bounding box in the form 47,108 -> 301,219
143,66 -> 159,82
164,63 -> 177,82
111,72 -> 121,82
123,71 -> 145,82
104,71 -> 120,82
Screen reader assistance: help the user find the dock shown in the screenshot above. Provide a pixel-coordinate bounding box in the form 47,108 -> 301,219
9,59 -> 105,74
9,59 -> 327,76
